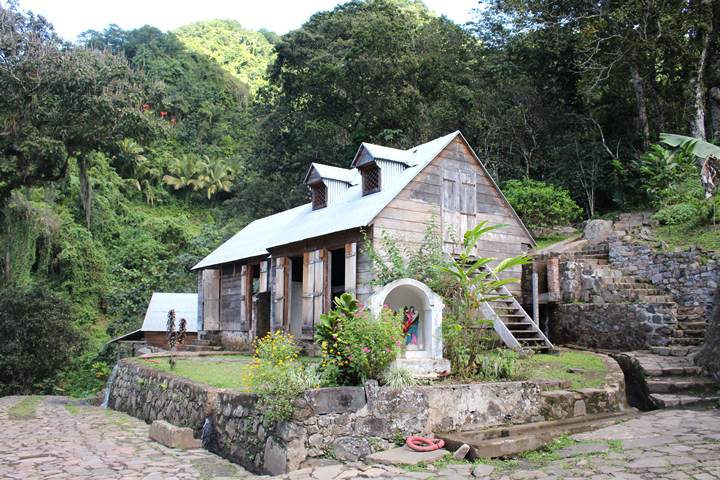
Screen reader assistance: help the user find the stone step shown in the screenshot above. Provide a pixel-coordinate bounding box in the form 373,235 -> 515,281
668,337 -> 703,346
675,321 -> 707,331
646,376 -> 719,394
677,306 -> 707,315
650,346 -> 700,357
649,393 -> 720,409
672,329 -> 705,339
677,314 -> 705,322
604,277 -> 639,285
192,339 -> 215,346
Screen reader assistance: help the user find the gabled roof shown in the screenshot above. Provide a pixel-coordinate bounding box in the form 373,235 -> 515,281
304,163 -> 359,185
353,143 -> 411,165
193,131 -> 534,270
141,293 -> 199,332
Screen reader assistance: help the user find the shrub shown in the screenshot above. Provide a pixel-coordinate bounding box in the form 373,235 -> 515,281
0,286 -> 86,395
653,203 -> 698,225
503,179 -> 583,228
254,330 -> 298,365
316,293 -> 404,386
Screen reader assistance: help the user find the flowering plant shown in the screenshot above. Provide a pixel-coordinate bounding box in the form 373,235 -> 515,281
316,294 -> 403,385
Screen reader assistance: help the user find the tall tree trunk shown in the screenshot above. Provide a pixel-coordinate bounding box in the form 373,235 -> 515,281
690,38 -> 709,140
628,51 -> 650,150
650,79 -> 666,134
709,87 -> 720,140
689,0 -> 714,140
79,158 -> 92,231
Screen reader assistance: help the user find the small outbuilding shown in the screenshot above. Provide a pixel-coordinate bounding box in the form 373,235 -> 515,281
109,293 -> 198,351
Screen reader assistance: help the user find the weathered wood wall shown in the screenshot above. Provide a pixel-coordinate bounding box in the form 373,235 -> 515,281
373,137 -> 532,297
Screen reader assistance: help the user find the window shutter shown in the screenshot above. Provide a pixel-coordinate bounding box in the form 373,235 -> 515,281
345,242 -> 357,295
259,261 -> 269,293
302,251 -> 316,338
314,249 -> 326,329
274,257 -> 287,330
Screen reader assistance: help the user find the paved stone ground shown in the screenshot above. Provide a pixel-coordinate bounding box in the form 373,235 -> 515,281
0,396 -> 249,479
1,396 -> 719,480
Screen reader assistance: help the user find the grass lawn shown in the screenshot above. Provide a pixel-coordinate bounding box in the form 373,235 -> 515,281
137,357 -> 253,389
138,350 -> 606,390
654,223 -> 720,251
525,351 -> 607,389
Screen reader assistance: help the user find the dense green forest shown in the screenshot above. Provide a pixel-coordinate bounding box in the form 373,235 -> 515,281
1,0 -> 718,396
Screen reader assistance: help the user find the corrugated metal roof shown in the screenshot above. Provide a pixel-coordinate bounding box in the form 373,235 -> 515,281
263,132 -> 459,249
307,163 -> 359,185
358,143 -> 410,164
193,131 -> 536,268
192,205 -> 305,269
140,293 -> 199,333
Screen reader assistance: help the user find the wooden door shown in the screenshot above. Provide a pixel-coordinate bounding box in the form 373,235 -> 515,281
259,261 -> 269,293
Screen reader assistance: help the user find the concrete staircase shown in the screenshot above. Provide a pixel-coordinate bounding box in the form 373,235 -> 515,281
614,348 -> 720,410
182,332 -> 224,352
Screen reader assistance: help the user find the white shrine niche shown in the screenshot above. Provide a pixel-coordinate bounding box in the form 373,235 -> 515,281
367,278 -> 451,376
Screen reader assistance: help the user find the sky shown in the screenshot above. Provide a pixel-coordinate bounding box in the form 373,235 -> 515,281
15,0 -> 482,42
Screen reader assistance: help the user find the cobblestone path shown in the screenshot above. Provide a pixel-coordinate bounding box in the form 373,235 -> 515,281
0,396 -> 249,479
1,396 -> 719,480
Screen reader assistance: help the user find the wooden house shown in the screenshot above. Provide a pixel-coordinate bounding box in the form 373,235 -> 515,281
192,132 -> 535,348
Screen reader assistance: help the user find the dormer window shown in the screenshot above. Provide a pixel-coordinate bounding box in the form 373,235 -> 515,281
362,165 -> 381,195
312,183 -> 327,210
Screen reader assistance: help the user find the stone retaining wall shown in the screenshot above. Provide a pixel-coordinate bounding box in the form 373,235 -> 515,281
109,352 -> 628,476
554,303 -> 677,350
608,241 -> 720,320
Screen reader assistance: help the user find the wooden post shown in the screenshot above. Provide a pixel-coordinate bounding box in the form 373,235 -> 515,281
532,272 -> 539,326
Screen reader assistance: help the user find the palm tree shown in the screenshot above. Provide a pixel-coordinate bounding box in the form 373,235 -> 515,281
163,155 -> 201,191
194,157 -> 235,202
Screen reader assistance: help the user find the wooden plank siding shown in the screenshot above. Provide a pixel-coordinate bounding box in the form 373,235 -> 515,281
371,136 -> 532,297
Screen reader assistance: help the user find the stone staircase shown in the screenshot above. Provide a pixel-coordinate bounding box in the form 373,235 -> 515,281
568,242 -> 710,347
183,332 -> 224,352
614,348 -> 720,410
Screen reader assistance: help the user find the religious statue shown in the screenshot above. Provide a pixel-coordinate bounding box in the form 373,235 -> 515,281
402,306 -> 421,350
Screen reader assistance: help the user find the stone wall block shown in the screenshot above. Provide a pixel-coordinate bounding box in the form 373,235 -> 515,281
304,387 -> 366,415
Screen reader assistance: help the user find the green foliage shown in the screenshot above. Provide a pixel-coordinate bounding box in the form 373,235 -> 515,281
477,348 -> 524,381
254,330 -> 299,365
613,142 -> 699,206
653,203 -> 698,226
256,367 -> 324,424
433,221 -> 532,374
361,212 -> 454,296
316,293 -> 404,386
0,5 -> 167,205
0,286 -> 86,395
503,179 -> 583,228
172,19 -> 276,94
